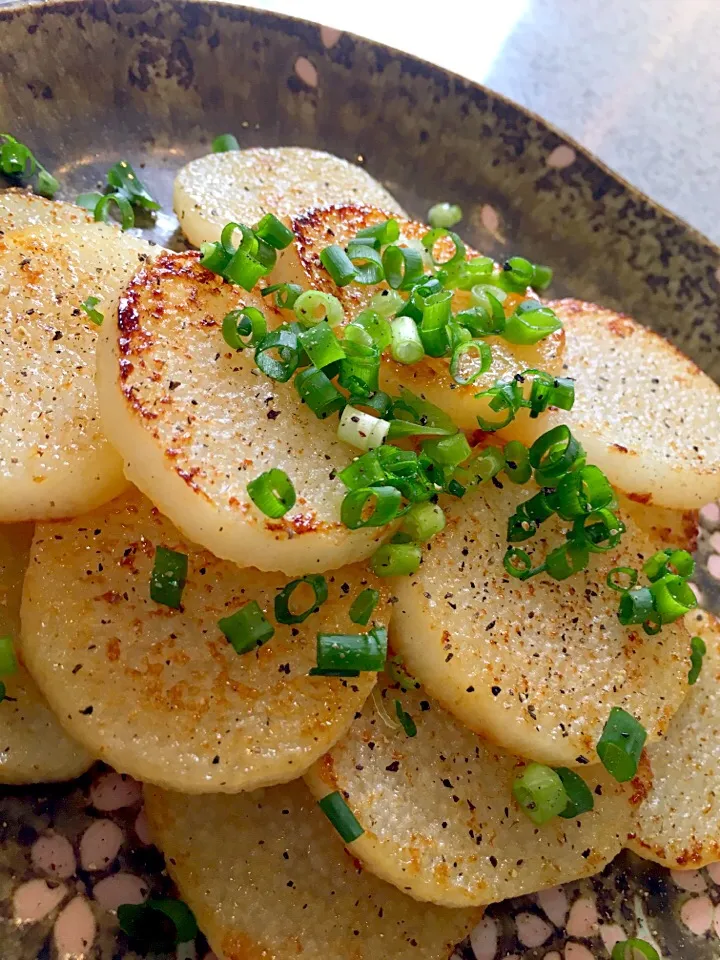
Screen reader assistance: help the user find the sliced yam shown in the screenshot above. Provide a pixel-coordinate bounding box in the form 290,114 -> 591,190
96,250 -> 395,575
390,481 -> 690,768
20,489 -> 385,793
0,523 -> 92,783
0,187 -> 92,233
305,677 -> 641,907
628,611 -> 720,867
503,299 -> 720,509
144,779 -> 480,960
0,220 -> 154,520
619,494 -> 698,554
278,204 -> 564,431
174,147 -> 405,248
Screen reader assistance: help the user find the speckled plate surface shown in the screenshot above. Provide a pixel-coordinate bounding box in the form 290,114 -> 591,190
0,2 -> 719,957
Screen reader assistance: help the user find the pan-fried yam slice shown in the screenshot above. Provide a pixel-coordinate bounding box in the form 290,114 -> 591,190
0,187 -> 92,232
278,204 -> 564,431
390,481 -> 690,768
0,523 -> 92,783
305,678 -> 640,907
20,489 -> 384,793
628,611 -> 720,868
174,147 -> 405,247
96,250 -> 395,575
504,299 -> 720,510
0,220 -> 153,520
144,779 -> 479,960
619,495 -> 698,553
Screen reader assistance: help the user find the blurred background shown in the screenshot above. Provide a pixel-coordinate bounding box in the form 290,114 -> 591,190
248,0 -> 720,243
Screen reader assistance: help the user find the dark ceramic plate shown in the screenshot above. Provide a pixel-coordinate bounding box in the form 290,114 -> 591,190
1,2 -> 719,958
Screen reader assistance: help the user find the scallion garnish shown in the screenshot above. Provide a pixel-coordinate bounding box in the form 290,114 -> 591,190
247,468 -> 296,518
345,309 -> 392,351
503,547 -> 535,581
218,600 -> 274,655
401,502 -> 446,542
297,322 -> 345,369
0,636 -> 18,677
382,244 -> 424,290
254,212 -> 294,249
117,898 -> 198,951
254,326 -> 302,382
80,296 -> 104,327
221,306 -> 267,350
643,548 -> 695,582
318,791 -> 364,843
388,315 -> 423,365
294,289 -> 344,327
512,763 -> 568,825
474,381 -> 521,432
371,542 -> 422,577
261,282 -> 303,310
421,227 -> 466,269
274,575 -> 328,625
337,405 -> 389,451
94,193 -> 135,230
349,587 -> 380,626
544,539 -> 590,580
295,366 -> 346,419
503,440 -> 532,485
149,546 -> 188,609
607,567 -> 639,592
341,486 -> 402,529
427,202 -> 463,229
369,288 -> 405,318
649,574 -> 697,623
0,133 -> 59,197
688,635 -> 706,685
315,626 -> 387,673
555,767 -> 594,818
611,938 -> 659,960
449,339 -> 492,386
346,242 -> 384,284
496,256 -> 553,293
597,707 -> 646,782
106,160 -> 159,212
503,300 -> 562,345
320,244 -> 356,287
212,132 -> 240,152
355,218 -> 400,247
394,699 -> 418,737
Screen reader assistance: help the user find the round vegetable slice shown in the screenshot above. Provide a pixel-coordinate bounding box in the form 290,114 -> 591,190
0,187 -> 92,231
504,299 -> 720,509
0,523 -> 92,783
20,489 -> 387,793
390,481 -> 691,767
174,147 -> 405,247
628,610 -> 720,868
95,250 -> 397,575
305,677 -> 640,906
144,779 -> 480,960
275,204 -> 565,430
0,220 -> 153,520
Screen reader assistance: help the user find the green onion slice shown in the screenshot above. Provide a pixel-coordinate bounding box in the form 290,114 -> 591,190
401,502 -> 446,542
688,635 -> 706,685
349,587 -> 380,626
295,366 -> 346,420
316,626 -> 388,672
212,133 -> 240,152
94,193 -> 135,231
617,586 -> 655,625
449,339 -> 492,386
345,309 -> 392,351
390,315 -> 424,365
149,546 -> 188,609
427,202 -> 462,229
318,791 -> 364,843
275,575 -> 328,625
387,654 -> 420,692
423,432 -> 471,469
503,440 -> 532,485
117,897 -> 198,950
346,242 -> 384,284
0,636 -> 18,677
355,218 -> 400,247
106,160 -> 160,211
649,574 -> 697,624
337,406 -> 390,451
545,539 -> 590,580
555,767 -> 595,818
261,282 -> 303,310
572,508 -> 625,553
341,486 -> 402,530
247,468 -> 296,518
503,547 -> 534,580
394,699 -> 418,737
0,133 -> 59,197
555,465 -> 613,520
474,381 -> 521,432
503,300 -> 562,345
607,567 -> 639,592
221,306 -> 267,350
320,244 -> 356,287
597,707 -> 647,782
643,548 -> 695,582
611,939 -> 659,960
255,326 -> 302,382
254,212 -> 294,249
512,763 -> 568,825
218,600 -> 274,655
0,681 -> 5,703
297,322 -> 345,369
382,244 -> 424,290
371,542 -> 422,577
80,296 -> 104,327
294,289 -> 344,327
421,227 -> 466,269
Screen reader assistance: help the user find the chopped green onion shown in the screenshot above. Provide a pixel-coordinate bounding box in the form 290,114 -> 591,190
503,547 -> 534,580
418,289 -> 452,357
649,574 -> 697,624
316,626 -> 387,672
448,255 -> 495,291
507,511 -> 538,543
254,212 -> 294,249
349,587 -> 380,626
345,309 -> 392,351
320,244 -> 356,286
337,406 -> 390,451
555,767 -> 595,818
346,242 -> 384,284
338,450 -> 387,489
617,587 -> 655,625
94,193 -> 135,231
401,502 -> 446,541
223,249 -> 267,290
338,340 -> 380,397
255,326 -> 302,382
382,244 -> 424,290
341,486 -> 402,529
467,287 -> 507,330
503,440 -> 532,484
597,707 -> 647,782
221,306 -> 267,350
118,898 -> 198,951
355,218 -> 401,247
80,296 -> 104,327
387,421 -> 453,443
531,263 -> 553,291
369,288 -> 405,318
261,281 -> 303,310
427,202 -> 462,228
423,432 -> 471,468
387,654 -> 420,691
308,667 -> 361,677
392,387 -> 457,434
688,635 -> 706,685
643,548 -> 695,582
454,445 -> 505,488
449,339 -> 492,386
555,465 -> 613,520
475,381 -> 522,432
520,489 -> 558,523
611,939 -> 659,960
297,322 -> 346,369
394,699 -> 418,737
421,228 -> 466,268
294,289 -> 344,327
496,257 -> 553,294
106,160 -> 159,212
607,567 -> 639,592
529,425 -> 583,484
503,300 -> 562,345
390,316 -> 424,364
572,508 -> 625,553
247,468 -> 296,518
545,539 -> 590,580
513,763 -> 568,825
318,791 -> 364,842
0,636 -> 18,676
212,133 -> 240,152
76,191 -> 104,211
0,133 -> 59,197
149,546 -> 188,609
275,575 -> 328,625
218,600 -> 274,655
371,542 -> 422,577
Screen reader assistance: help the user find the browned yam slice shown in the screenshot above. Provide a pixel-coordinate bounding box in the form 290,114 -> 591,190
0,188 -> 92,232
